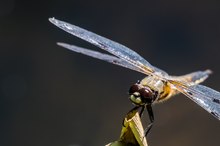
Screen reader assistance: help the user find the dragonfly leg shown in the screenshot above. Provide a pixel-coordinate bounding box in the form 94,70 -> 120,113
144,104 -> 154,136
139,106 -> 145,117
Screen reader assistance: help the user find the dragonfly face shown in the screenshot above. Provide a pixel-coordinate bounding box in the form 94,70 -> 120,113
49,17 -> 220,136
129,83 -> 158,106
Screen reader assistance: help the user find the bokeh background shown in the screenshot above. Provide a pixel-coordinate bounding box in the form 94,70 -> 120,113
1,0 -> 220,146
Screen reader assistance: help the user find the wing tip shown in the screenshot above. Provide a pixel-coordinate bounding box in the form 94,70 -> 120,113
205,69 -> 213,75
48,17 -> 56,23
56,42 -> 71,50
48,17 -> 62,27
57,42 -> 65,46
56,42 -> 82,53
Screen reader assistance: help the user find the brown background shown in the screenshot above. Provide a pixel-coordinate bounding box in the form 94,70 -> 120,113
1,0 -> 220,146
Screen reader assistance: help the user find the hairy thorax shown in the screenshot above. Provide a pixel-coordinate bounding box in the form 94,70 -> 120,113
140,76 -> 177,103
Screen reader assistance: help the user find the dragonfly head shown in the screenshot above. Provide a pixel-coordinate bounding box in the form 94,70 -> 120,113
129,83 -> 156,105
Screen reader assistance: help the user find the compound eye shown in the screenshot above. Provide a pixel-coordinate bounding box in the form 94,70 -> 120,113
129,84 -> 139,94
139,87 -> 153,100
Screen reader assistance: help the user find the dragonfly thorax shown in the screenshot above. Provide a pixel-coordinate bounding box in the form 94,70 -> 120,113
129,83 -> 158,106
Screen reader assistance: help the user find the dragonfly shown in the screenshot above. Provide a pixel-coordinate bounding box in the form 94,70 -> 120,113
49,17 -> 220,135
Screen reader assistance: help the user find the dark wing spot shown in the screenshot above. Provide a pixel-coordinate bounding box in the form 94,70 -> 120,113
211,111 -> 219,118
187,91 -> 193,96
113,60 -> 118,63
213,99 -> 220,104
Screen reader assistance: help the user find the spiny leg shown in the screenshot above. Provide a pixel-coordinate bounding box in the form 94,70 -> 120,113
144,104 -> 154,136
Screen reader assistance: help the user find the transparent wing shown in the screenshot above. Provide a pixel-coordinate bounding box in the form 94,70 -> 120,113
169,80 -> 220,120
49,17 -> 167,77
57,42 -> 147,74
170,70 -> 212,85
160,70 -> 212,99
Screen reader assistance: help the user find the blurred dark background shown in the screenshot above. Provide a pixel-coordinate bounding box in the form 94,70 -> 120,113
1,0 -> 220,146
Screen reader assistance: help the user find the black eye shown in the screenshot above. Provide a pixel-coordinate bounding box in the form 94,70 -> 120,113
129,84 -> 139,94
139,87 -> 153,99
